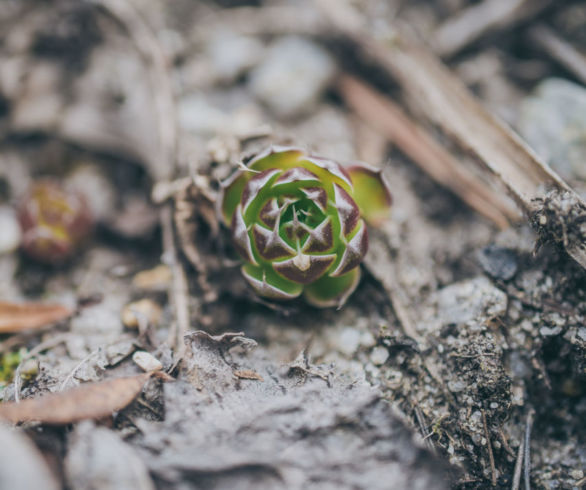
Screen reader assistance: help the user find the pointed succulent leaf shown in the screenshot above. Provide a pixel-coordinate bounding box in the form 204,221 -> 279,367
331,220 -> 368,277
242,263 -> 303,300
220,171 -> 248,226
272,253 -> 336,284
347,164 -> 392,227
303,267 -> 361,308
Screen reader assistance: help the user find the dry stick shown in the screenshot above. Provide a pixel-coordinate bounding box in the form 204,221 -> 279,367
338,75 -> 518,229
524,408 -> 535,490
315,0 -> 586,270
95,0 -> 178,180
527,24 -> 586,86
161,206 -> 190,365
59,348 -> 101,391
432,0 -> 553,57
13,333 -> 71,403
482,409 -> 498,487
511,438 -> 525,490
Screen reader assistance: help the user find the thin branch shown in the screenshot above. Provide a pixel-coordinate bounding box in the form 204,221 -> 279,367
511,438 -> 524,490
432,0 -> 553,57
13,333 -> 71,403
524,408 -> 535,490
95,0 -> 178,179
161,205 -> 190,365
482,409 -> 498,487
338,75 -> 519,228
59,348 -> 101,391
527,24 -> 586,86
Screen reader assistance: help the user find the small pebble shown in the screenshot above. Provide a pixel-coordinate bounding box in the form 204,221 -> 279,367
518,78 -> 586,181
132,265 -> 172,291
0,207 -> 21,254
335,327 -> 362,357
477,245 -> 518,280
249,36 -> 336,119
370,346 -> 389,366
121,299 -> 162,329
208,33 -> 263,83
132,351 -> 163,372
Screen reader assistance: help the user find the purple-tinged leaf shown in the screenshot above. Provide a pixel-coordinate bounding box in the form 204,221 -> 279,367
331,220 -> 368,277
301,217 -> 334,253
241,264 -> 303,300
231,204 -> 258,265
273,253 -> 336,284
252,223 -> 296,260
333,184 -> 360,236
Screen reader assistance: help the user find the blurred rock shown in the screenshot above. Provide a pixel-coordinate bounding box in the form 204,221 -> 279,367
435,276 -> 507,325
208,33 -> 263,83
518,78 -> 586,181
0,425 -> 59,490
122,299 -> 162,329
133,351 -> 163,372
249,36 -> 336,119
477,245 -> 518,280
65,164 -> 117,222
0,207 -> 21,254
66,422 -> 155,490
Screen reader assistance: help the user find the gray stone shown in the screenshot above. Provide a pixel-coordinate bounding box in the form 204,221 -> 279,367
208,33 -> 263,83
0,426 -> 59,490
66,422 -> 155,490
249,36 -> 336,119
435,276 -> 507,325
0,207 -> 21,254
518,78 -> 586,181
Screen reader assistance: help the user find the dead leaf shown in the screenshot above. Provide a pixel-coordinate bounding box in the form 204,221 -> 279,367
0,301 -> 73,333
233,369 -> 264,381
0,373 -> 156,424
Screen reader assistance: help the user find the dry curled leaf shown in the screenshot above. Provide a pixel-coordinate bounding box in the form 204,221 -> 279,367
0,301 -> 73,333
0,373 -> 158,424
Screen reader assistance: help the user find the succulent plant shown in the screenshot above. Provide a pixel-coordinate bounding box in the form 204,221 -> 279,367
18,179 -> 93,264
221,147 -> 391,307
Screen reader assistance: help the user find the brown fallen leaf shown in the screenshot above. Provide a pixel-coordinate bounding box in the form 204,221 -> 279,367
0,373 -> 157,424
0,301 -> 73,333
233,369 -> 264,381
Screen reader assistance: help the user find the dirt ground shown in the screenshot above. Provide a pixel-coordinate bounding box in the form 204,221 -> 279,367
0,1 -> 584,489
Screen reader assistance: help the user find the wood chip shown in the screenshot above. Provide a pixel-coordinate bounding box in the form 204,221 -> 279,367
0,301 -> 73,333
0,373 -> 154,424
233,369 -> 264,381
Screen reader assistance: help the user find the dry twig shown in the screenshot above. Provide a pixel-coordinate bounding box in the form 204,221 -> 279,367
482,409 -> 497,487
511,438 -> 525,490
527,24 -> 586,86
95,0 -> 178,179
338,75 -> 518,228
524,408 -> 535,490
161,206 -> 190,366
433,0 -> 553,57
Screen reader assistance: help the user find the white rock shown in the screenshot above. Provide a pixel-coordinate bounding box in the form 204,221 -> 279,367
133,351 -> 163,372
370,346 -> 389,366
179,94 -> 229,135
334,327 -> 362,357
208,33 -> 263,83
0,207 -> 21,254
66,164 -> 116,221
249,36 -> 336,118
435,276 -> 507,325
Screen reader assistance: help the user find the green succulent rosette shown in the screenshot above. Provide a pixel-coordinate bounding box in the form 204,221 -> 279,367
220,146 -> 391,307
